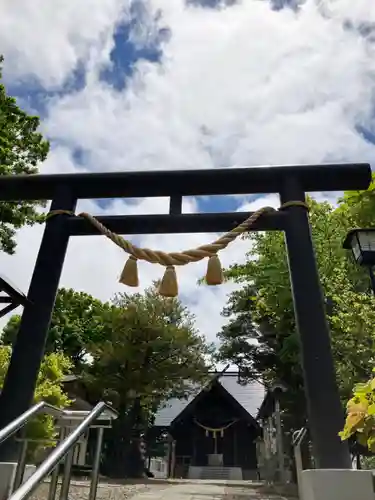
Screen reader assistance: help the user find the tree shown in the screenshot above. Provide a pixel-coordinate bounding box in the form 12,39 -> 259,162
0,346 -> 71,461
1,288 -> 112,369
85,284 -> 214,478
340,370 -> 375,453
0,56 -> 49,254
217,190 -> 375,435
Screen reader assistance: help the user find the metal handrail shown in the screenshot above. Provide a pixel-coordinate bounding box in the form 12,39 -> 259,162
0,402 -> 64,445
292,427 -> 307,499
292,427 -> 307,448
9,401 -> 115,500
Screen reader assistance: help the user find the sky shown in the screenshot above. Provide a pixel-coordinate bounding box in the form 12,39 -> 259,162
0,0 -> 374,347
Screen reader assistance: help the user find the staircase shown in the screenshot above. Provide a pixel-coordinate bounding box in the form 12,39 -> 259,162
188,466 -> 243,480
200,466 -> 231,480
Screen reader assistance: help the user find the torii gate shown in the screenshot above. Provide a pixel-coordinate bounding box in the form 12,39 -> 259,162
0,163 -> 370,469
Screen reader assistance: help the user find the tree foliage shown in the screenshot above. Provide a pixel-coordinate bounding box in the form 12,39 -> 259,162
1,281 -> 213,476
1,288 -> 112,369
218,184 -> 375,435
87,287 -> 212,406
340,371 -> 375,452
0,56 -> 49,253
2,282 -> 214,476
0,346 -> 71,460
85,284 -> 214,478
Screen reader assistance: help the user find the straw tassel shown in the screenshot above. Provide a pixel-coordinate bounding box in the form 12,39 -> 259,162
159,265 -> 178,297
119,256 -> 139,287
205,254 -> 223,285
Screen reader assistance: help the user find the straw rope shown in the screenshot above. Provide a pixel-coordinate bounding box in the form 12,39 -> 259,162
47,200 -> 308,296
47,201 -> 307,267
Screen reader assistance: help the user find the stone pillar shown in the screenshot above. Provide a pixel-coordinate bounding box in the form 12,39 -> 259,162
301,469 -> 374,500
166,433 -> 175,478
275,398 -> 286,484
192,428 -> 196,466
77,431 -> 88,466
233,425 -> 237,466
171,440 -> 176,478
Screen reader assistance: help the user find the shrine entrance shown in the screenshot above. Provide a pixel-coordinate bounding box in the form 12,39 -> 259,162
0,163 -> 370,469
165,372 -> 260,477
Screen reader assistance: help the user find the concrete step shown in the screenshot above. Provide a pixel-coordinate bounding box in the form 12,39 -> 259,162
200,470 -> 230,479
188,466 -> 242,480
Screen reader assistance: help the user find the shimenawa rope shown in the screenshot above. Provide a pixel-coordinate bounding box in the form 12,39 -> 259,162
46,200 -> 308,297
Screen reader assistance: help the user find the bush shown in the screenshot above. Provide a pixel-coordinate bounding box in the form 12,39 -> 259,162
340,370 -> 375,452
0,346 -> 72,461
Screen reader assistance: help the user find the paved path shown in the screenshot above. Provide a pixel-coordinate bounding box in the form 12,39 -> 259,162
129,481 -> 290,500
31,479 -> 291,500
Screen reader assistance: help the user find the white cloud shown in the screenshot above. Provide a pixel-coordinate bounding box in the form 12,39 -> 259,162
0,198 -> 250,341
43,0 -> 375,172
238,194 -> 281,213
0,0 -> 374,348
0,0 -> 130,88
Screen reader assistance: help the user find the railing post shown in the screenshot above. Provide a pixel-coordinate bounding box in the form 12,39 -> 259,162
59,447 -> 74,500
6,403 -> 114,500
48,428 -> 66,500
89,428 -> 104,500
293,430 -> 305,500
48,464 -> 60,500
12,438 -> 28,491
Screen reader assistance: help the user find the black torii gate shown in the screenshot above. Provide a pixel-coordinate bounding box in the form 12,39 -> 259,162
0,163 -> 371,469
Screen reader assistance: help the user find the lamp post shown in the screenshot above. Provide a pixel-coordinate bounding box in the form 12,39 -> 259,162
343,228 -> 375,294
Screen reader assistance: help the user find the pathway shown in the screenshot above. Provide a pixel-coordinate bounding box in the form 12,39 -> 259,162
30,479 -> 293,500
129,480 -> 292,500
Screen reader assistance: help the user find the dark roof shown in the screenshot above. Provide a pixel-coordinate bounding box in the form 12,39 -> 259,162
68,396 -> 93,411
154,373 -> 265,427
171,378 -> 260,430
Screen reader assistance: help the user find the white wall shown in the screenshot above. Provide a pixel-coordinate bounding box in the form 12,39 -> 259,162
301,469 -> 374,500
149,457 -> 168,479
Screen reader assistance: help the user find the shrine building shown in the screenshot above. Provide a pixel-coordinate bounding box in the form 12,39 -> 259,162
152,371 -> 264,480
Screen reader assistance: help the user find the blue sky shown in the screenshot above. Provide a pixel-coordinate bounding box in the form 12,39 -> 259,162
4,0 -> 276,214
0,0 -> 374,340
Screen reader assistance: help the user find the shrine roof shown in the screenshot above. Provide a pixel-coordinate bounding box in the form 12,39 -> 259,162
153,372 -> 265,427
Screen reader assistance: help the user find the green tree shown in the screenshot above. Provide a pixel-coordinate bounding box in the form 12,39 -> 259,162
85,284 -> 214,478
0,346 -> 71,461
0,55 -> 49,253
339,176 -> 375,230
340,370 -> 375,453
218,192 -> 375,434
1,288 -> 112,369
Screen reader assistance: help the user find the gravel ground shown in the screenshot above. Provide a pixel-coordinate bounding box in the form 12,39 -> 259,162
28,480 -> 294,500
224,487 -> 289,499
29,480 -> 167,500
224,484 -> 295,500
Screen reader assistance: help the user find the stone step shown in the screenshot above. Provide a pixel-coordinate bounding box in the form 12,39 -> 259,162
188,466 -> 242,480
201,471 -> 230,479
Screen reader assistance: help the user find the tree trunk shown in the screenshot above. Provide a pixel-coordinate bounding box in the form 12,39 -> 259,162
102,402 -> 145,479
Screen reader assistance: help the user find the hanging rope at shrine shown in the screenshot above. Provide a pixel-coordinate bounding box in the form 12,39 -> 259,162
194,418 -> 238,438
47,201 -> 308,298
